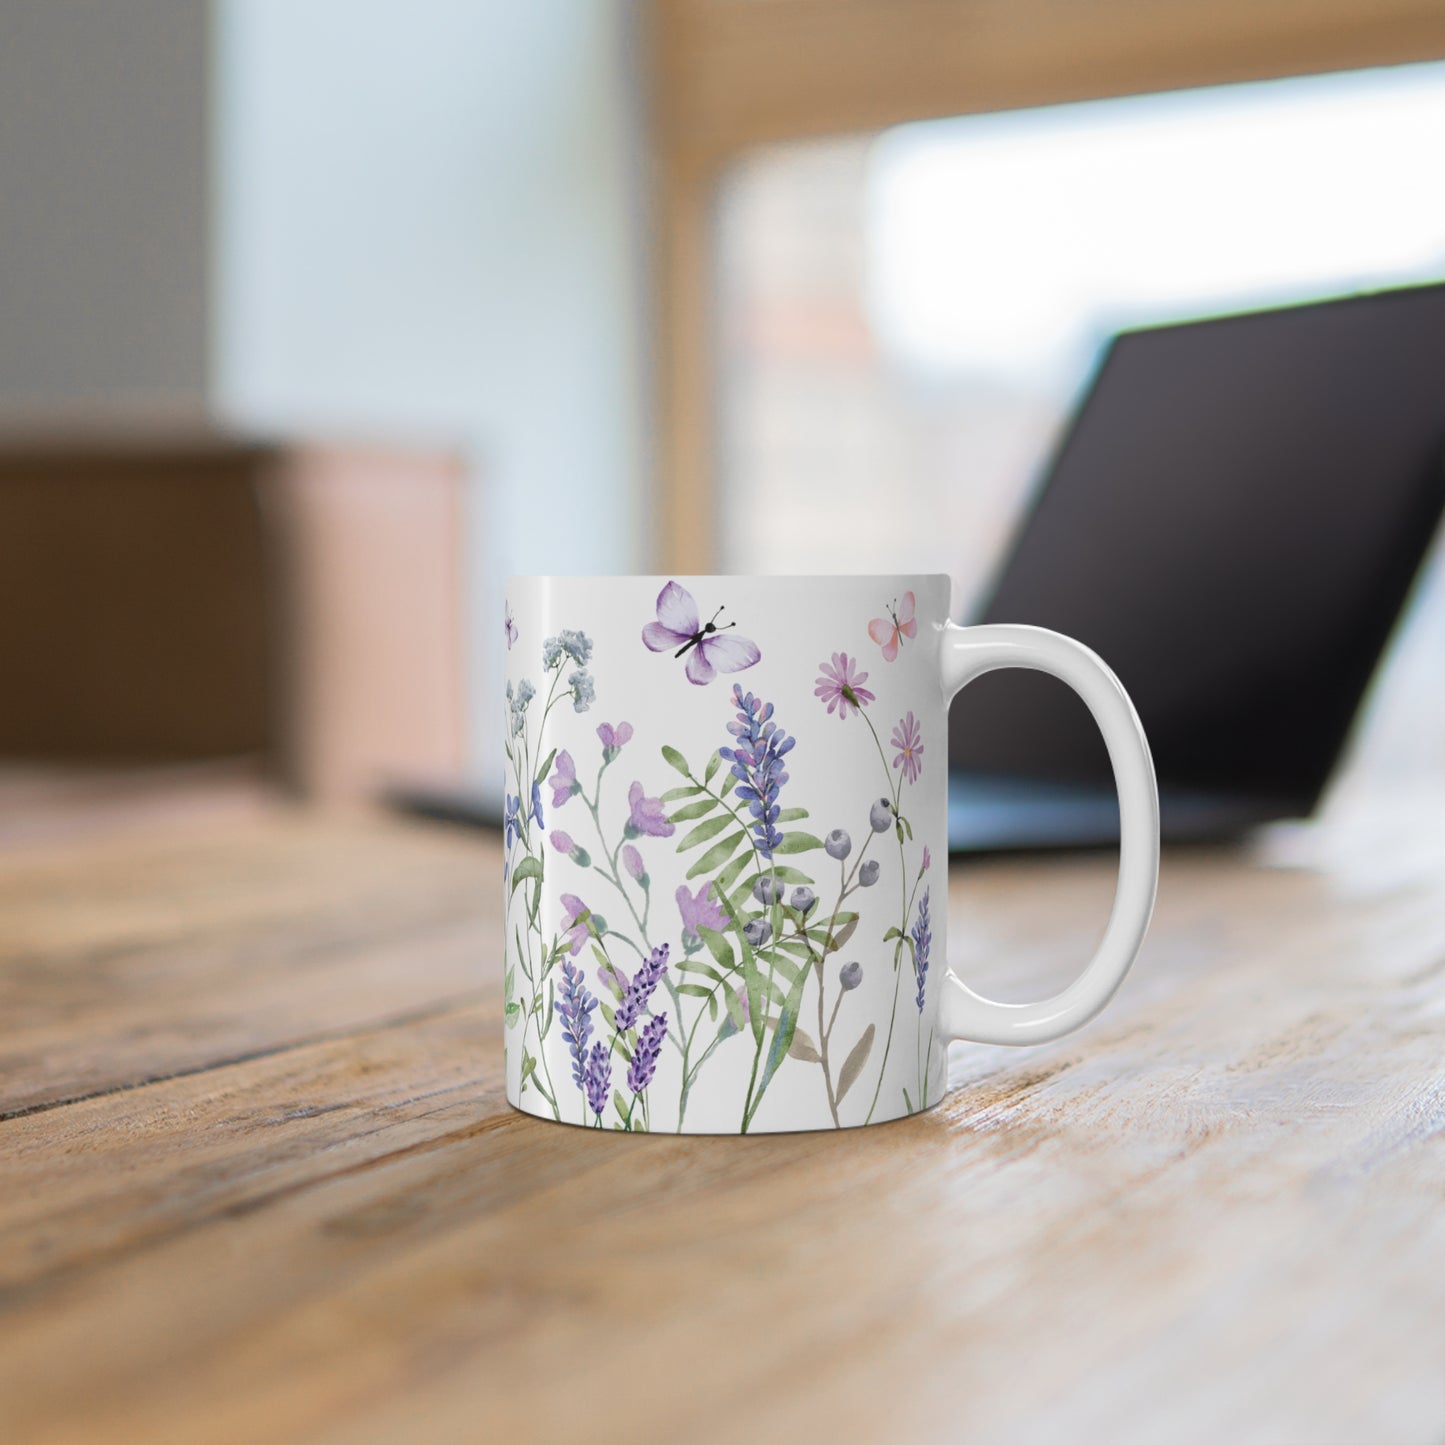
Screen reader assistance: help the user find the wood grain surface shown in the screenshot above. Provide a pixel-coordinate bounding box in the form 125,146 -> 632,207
0,797 -> 1441,1444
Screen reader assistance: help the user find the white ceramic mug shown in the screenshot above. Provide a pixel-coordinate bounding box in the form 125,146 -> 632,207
503,574 -> 1158,1134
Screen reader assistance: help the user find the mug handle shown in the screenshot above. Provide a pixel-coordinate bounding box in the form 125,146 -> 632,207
939,623 -> 1160,1046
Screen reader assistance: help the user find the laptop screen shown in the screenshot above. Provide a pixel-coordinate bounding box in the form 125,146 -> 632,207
949,283 -> 1445,811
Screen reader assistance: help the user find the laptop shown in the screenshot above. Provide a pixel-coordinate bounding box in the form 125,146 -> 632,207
947,281 -> 1445,852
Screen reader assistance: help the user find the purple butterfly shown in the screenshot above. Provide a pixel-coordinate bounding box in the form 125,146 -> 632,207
642,580 -> 761,686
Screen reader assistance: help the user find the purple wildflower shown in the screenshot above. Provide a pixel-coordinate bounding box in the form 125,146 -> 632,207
503,793 -> 521,849
504,600 -> 518,650
550,829 -> 577,856
922,845 -> 932,873
719,684 -> 795,857
627,1013 -> 668,1094
530,779 -> 544,829
597,721 -> 634,756
560,893 -> 592,956
623,844 -> 647,883
584,1040 -> 611,1120
676,881 -> 728,949
615,943 -> 669,1032
549,750 -> 578,810
814,652 -> 875,719
626,781 -> 675,838
911,888 -> 932,1012
556,956 -> 597,1088
890,711 -> 924,785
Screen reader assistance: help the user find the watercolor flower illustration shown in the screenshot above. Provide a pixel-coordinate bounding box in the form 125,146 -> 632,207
891,711 -> 924,785
814,652 -> 876,719
560,894 -> 593,956
642,580 -> 761,686
720,685 -> 794,857
911,888 -> 932,1011
549,750 -> 578,809
504,600 -> 518,650
626,781 -> 675,838
675,880 -> 728,950
623,844 -> 647,883
597,720 -> 633,755
556,956 -> 596,1088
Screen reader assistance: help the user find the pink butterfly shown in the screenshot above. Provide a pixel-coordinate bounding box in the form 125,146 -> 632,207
642,580 -> 761,686
868,591 -> 917,662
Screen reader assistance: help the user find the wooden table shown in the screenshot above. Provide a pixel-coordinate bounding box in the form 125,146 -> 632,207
1,793 -> 1442,1444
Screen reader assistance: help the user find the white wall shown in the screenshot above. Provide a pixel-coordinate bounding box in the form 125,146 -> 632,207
0,0 -> 210,412
213,0 -> 649,788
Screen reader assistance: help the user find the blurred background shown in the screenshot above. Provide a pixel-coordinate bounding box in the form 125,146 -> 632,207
1,0 -> 1443,836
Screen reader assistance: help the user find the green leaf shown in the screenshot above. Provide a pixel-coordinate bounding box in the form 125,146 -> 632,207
708,991 -> 719,1022
724,986 -> 747,1032
740,932 -> 765,1046
773,938 -> 812,961
759,1005 -> 799,1092
661,784 -> 703,803
903,1087 -> 915,1114
686,829 -> 747,880
669,797 -> 719,824
534,747 -> 557,785
715,850 -> 752,898
661,744 -> 691,777
775,807 -> 809,823
703,749 -> 722,785
836,1023 -> 875,1104
820,913 -> 859,954
510,855 -> 542,894
772,831 -> 824,855
749,863 -> 814,887
902,814 -> 914,841
721,771 -> 737,798
613,1089 -> 630,1119
696,925 -> 736,975
788,1028 -> 821,1063
677,982 -> 717,999
882,925 -> 904,942
896,819 -> 905,843
677,813 -> 730,850
679,955 -> 727,985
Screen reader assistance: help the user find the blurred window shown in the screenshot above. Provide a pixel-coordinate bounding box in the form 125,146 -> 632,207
715,61 -> 1445,621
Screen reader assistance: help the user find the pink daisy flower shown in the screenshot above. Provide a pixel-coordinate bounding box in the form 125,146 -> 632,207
890,711 -> 924,785
814,652 -> 876,719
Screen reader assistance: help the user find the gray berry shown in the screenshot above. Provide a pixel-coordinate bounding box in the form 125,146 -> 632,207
751,876 -> 782,904
839,960 -> 863,991
824,828 -> 852,861
858,860 -> 880,887
790,886 -> 817,915
743,918 -> 772,948
869,797 -> 893,832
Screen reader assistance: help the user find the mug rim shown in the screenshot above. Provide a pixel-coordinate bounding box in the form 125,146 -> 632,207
505,571 -> 953,586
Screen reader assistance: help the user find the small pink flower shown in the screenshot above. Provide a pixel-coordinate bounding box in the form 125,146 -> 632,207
814,652 -> 876,719
560,893 -> 592,955
597,721 -> 634,752
627,781 -> 675,838
676,881 -> 728,947
550,829 -> 577,856
890,711 -> 924,785
549,750 -> 578,809
922,845 -> 932,873
622,844 -> 646,882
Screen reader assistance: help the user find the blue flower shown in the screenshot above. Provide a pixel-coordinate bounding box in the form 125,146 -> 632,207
530,779 -> 544,829
627,1013 -> 668,1094
556,956 -> 597,1089
504,793 -> 521,849
585,1039 -> 612,1119
570,669 -> 595,712
615,943 -> 669,1032
719,684 -> 795,858
911,888 -> 932,1012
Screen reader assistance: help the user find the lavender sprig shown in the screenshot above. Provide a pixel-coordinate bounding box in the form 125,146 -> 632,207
556,956 -> 597,1087
585,1040 -> 612,1119
627,1013 -> 668,1094
911,888 -> 932,1012
615,943 -> 669,1032
719,684 -> 795,858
